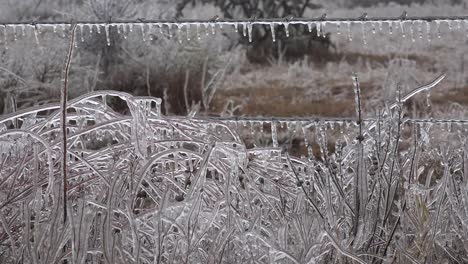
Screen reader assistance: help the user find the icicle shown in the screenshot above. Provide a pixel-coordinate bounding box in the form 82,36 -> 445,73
12,25 -> 17,41
336,22 -> 341,35
347,22 -> 352,41
436,21 -> 441,39
20,25 -> 25,37
426,92 -> 431,108
410,21 -> 415,42
361,22 -> 367,46
73,30 -> 78,48
148,23 -> 154,40
307,146 -> 313,158
286,121 -> 292,133
465,20 -> 468,39
247,22 -> 253,42
389,21 -> 393,35
270,23 -> 276,42
372,22 -> 376,34
315,22 -> 320,38
283,22 -> 290,38
211,24 -> 216,35
61,24 -> 67,38
122,24 -> 128,39
242,22 -> 247,37
129,24 -> 134,33
186,24 -> 191,41
117,24 -> 122,34
140,24 -> 146,42
271,121 -> 278,148
307,22 -> 313,33
426,21 -> 431,42
167,24 -> 173,38
33,26 -> 40,45
176,24 -> 183,43
418,21 -> 423,39
233,23 -> 239,33
448,20 -> 453,31
105,24 -> 111,46
2,25 -> 7,50
79,24 -> 84,42
196,24 -> 201,40
52,25 -> 57,35
320,22 -> 326,37
260,121 -> 264,133
400,21 -> 406,38
88,24 -> 93,34
302,125 -> 309,147
292,121 -> 297,134
378,21 -> 384,32
96,24 -> 101,34
156,23 -> 162,35
250,122 -> 255,136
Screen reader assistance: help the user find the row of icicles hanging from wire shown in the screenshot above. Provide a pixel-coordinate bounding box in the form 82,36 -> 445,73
194,116 -> 468,145
1,17 -> 468,48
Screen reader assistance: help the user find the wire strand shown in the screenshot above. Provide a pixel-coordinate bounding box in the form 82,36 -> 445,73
1,14 -> 468,27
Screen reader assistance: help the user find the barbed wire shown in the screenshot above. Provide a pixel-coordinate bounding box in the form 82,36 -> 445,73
1,13 -> 468,27
173,116 -> 468,126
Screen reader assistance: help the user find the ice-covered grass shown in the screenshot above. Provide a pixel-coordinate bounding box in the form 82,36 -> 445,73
0,84 -> 468,263
1,1 -> 468,263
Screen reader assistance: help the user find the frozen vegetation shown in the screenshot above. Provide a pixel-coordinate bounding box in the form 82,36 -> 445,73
0,0 -> 468,263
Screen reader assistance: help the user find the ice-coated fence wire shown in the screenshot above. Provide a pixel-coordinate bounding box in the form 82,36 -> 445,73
1,13 -> 468,44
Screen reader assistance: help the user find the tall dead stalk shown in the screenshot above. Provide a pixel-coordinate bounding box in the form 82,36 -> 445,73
61,23 -> 77,223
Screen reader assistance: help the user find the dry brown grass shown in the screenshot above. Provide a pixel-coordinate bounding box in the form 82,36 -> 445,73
212,80 -> 377,117
433,85 -> 468,105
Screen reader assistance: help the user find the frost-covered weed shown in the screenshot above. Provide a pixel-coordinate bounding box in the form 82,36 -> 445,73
0,79 -> 467,263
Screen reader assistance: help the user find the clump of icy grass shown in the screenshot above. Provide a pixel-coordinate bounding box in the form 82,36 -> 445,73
0,90 -> 467,263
